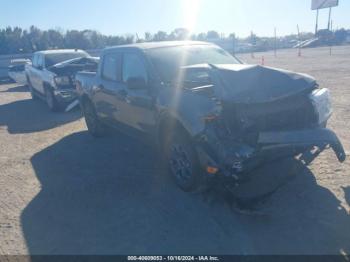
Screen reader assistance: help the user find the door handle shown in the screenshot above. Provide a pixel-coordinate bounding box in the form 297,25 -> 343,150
117,89 -> 127,96
117,89 -> 131,103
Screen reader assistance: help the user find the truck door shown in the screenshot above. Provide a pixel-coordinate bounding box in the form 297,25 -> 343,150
93,52 -> 124,125
30,54 -> 45,94
28,54 -> 38,91
117,52 -> 156,135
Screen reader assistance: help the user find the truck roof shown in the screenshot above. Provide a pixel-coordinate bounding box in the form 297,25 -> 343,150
34,49 -> 87,55
105,41 -> 214,52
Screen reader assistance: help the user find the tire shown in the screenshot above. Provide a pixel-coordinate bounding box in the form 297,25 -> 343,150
44,86 -> 59,112
227,157 -> 301,207
164,127 -> 203,192
82,100 -> 106,137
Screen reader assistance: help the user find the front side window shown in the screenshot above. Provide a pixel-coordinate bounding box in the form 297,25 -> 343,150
102,53 -> 121,81
184,69 -> 211,84
122,53 -> 148,83
38,55 -> 44,68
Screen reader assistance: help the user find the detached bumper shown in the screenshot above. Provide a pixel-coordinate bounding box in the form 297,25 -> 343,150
258,128 -> 346,162
198,127 -> 345,181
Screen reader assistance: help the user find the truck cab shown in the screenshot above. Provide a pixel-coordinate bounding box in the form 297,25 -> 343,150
76,46 -> 156,139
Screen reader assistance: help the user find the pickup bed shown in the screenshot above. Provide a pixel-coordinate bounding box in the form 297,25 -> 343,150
76,41 -> 345,196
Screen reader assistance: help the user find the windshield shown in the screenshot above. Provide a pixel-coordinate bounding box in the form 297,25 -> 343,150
45,52 -> 88,67
146,45 -> 239,82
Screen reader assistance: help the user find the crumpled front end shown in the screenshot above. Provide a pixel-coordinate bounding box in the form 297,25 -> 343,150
194,85 -> 345,183
170,63 -> 345,185
196,125 -> 345,183
49,57 -> 99,106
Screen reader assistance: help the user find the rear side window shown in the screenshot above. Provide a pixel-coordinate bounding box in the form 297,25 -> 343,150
32,54 -> 38,68
102,53 -> 121,81
122,53 -> 148,83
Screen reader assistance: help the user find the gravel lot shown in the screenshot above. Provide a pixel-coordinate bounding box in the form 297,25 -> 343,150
0,46 -> 349,255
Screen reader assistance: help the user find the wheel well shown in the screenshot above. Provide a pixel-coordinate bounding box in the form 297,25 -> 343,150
158,116 -> 189,146
26,74 -> 32,87
43,82 -> 52,91
80,95 -> 91,108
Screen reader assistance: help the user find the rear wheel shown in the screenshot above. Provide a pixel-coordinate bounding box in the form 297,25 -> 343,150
44,86 -> 59,111
83,100 -> 106,137
164,127 -> 203,192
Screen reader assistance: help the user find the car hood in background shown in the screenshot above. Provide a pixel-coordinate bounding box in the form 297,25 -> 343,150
48,57 -> 100,75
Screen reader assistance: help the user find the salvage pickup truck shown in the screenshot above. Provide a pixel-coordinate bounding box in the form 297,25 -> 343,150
25,49 -> 99,111
76,41 -> 345,193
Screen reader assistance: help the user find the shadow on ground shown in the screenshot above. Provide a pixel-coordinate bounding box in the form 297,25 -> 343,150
0,77 -> 14,85
343,186 -> 350,207
237,166 -> 350,255
0,84 -> 28,93
22,131 -> 350,255
0,98 -> 81,134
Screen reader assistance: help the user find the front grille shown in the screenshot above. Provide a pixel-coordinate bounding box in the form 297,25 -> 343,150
223,94 -> 318,144
251,99 -> 317,131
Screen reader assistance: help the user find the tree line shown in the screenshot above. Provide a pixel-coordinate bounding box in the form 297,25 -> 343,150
0,26 -> 136,55
0,26 -> 228,54
0,25 -> 349,55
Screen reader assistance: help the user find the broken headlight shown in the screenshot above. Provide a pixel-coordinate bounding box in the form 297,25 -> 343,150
54,76 -> 70,86
309,88 -> 332,125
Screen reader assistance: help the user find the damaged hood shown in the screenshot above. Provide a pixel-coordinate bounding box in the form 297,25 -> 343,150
214,64 -> 317,104
48,57 -> 99,75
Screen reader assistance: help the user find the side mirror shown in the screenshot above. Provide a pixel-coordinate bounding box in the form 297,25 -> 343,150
127,77 -> 147,89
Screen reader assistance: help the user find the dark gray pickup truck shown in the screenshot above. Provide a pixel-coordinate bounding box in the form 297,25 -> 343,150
76,41 -> 345,193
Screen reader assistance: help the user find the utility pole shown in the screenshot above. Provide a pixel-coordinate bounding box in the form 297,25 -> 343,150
315,9 -> 319,36
297,24 -> 301,57
330,20 -> 333,56
250,31 -> 255,59
274,27 -> 277,57
327,7 -> 332,30
232,34 -> 236,56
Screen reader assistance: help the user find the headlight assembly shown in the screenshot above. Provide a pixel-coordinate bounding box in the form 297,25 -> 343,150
54,76 -> 70,86
309,88 -> 332,125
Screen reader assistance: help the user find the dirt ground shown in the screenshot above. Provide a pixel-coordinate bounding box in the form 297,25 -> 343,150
0,46 -> 349,255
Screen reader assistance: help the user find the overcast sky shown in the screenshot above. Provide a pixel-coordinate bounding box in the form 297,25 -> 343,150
1,0 -> 350,37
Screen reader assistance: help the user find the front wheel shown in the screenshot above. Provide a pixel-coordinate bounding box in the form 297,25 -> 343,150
26,76 -> 37,100
45,87 -> 59,111
164,128 -> 203,192
83,100 -> 106,137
